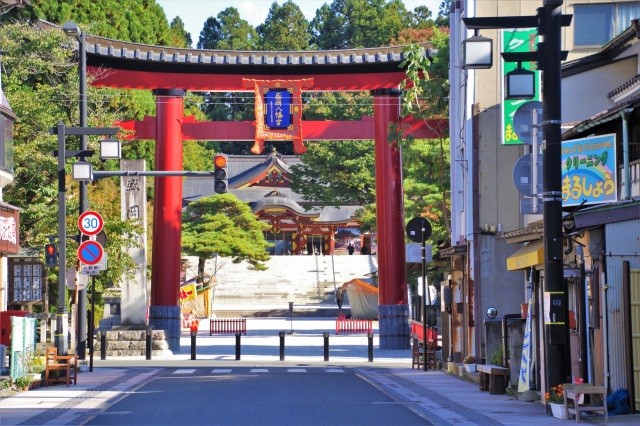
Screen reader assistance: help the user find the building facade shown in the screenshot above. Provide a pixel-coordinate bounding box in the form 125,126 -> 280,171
449,0 -> 640,404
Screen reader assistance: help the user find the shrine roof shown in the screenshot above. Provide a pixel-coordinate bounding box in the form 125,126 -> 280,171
182,153 -> 361,225
62,21 -> 431,90
83,33 -> 426,73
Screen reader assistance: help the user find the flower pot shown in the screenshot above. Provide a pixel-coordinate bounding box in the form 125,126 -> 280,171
549,402 -> 567,419
463,363 -> 477,373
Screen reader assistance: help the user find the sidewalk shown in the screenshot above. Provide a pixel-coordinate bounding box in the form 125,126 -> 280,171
1,317 -> 636,425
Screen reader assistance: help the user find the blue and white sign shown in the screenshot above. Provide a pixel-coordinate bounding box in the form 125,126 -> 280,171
561,134 -> 617,206
264,89 -> 292,129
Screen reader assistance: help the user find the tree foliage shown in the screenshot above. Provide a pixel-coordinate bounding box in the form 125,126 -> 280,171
290,140 -> 376,207
182,194 -> 272,271
0,21 -> 145,310
257,1 -> 310,50
197,7 -> 257,50
169,16 -> 192,48
310,0 -> 434,49
4,0 -> 176,45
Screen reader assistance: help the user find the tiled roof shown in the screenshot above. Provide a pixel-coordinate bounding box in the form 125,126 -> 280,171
83,34 -> 425,70
183,153 -> 361,224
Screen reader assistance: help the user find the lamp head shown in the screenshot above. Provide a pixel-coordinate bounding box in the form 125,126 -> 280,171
62,21 -> 81,37
462,31 -> 493,69
72,161 -> 93,182
505,63 -> 536,99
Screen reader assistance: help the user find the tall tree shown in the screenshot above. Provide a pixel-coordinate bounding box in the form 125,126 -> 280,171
182,194 -> 272,276
257,1 -> 310,51
169,16 -> 192,48
436,0 -> 454,28
310,0 -> 418,49
197,7 -> 257,50
7,0 -> 175,45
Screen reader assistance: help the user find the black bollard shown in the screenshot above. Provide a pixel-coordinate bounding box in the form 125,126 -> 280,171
279,331 -> 285,361
323,332 -> 329,361
191,330 -> 197,360
367,332 -> 374,362
100,332 -> 106,360
146,326 -> 152,360
235,333 -> 241,360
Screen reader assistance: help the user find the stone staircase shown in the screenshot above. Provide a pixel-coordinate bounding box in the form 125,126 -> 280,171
184,254 -> 377,317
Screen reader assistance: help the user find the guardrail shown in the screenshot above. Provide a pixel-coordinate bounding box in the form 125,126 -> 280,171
335,314 -> 372,335
209,318 -> 247,335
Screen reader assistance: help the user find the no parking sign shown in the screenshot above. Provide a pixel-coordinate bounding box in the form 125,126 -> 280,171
78,240 -> 104,265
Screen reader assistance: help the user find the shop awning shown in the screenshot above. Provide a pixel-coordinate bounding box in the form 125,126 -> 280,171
507,240 -> 544,271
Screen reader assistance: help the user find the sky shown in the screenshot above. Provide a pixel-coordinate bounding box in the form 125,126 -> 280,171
156,0 -> 443,46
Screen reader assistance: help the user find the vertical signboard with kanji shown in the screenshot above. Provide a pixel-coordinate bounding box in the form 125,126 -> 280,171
561,134 -> 617,206
501,28 -> 541,145
120,159 -> 148,326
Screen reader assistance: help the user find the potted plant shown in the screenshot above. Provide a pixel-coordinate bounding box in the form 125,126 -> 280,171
462,355 -> 477,373
545,384 -> 567,419
14,376 -> 32,392
28,353 -> 45,388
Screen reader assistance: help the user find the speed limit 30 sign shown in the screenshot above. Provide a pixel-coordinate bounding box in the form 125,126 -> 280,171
78,211 -> 104,236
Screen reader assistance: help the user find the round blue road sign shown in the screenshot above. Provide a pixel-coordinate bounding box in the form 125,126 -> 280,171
78,240 -> 104,265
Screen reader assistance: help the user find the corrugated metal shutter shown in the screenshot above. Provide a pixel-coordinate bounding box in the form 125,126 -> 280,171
631,269 -> 640,411
605,219 -> 640,392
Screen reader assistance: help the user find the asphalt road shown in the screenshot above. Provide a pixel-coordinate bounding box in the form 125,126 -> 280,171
82,366 -> 431,426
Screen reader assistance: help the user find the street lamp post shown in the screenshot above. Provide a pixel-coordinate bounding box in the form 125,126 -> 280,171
461,0 -> 572,395
62,20 -> 90,359
50,122 -> 118,355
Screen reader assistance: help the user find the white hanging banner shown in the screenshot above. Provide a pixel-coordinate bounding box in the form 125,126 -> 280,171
518,297 -> 533,393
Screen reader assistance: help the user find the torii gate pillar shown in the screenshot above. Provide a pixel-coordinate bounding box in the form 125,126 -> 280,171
373,89 -> 409,349
148,88 -> 185,351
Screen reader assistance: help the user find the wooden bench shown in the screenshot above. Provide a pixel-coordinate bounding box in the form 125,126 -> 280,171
563,383 -> 608,423
335,314 -> 372,335
44,347 -> 78,387
477,364 -> 509,395
209,318 -> 247,335
412,335 -> 424,369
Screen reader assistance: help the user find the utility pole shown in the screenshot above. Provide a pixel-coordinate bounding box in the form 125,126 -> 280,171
540,0 -> 570,391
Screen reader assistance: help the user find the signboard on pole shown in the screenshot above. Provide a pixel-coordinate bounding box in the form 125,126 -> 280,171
501,28 -> 541,145
561,134 -> 617,206
78,240 -> 104,266
78,211 -> 104,236
81,254 -> 106,275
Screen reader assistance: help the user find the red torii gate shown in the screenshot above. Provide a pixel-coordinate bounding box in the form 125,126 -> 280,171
85,37 -> 447,350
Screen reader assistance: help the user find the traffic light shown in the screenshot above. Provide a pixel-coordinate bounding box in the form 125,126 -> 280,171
214,154 -> 228,194
44,243 -> 58,267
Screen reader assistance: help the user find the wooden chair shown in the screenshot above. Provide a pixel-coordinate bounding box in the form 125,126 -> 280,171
44,347 -> 78,387
424,338 -> 437,370
411,334 -> 424,369
563,383 -> 608,423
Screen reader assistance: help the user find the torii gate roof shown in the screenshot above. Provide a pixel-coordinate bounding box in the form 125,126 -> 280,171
84,34 -> 431,91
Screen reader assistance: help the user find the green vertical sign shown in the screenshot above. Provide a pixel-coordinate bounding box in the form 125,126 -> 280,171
501,29 -> 541,145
